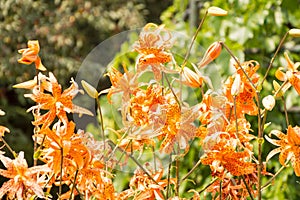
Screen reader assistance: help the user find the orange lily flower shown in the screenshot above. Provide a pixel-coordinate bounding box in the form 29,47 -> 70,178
24,72 -> 93,129
121,164 -> 176,200
18,40 -> 46,71
133,23 -> 176,80
0,152 -> 51,199
224,60 -> 260,116
157,103 -> 200,154
265,125 -> 300,176
275,52 -> 300,95
103,66 -> 138,103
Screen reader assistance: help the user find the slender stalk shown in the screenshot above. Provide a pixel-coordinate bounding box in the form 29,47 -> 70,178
241,175 -> 255,200
175,148 -> 180,196
233,96 -> 239,140
1,137 -> 16,158
221,42 -> 256,90
166,153 -> 173,199
33,69 -> 40,166
261,164 -> 287,190
96,98 -> 106,170
107,140 -> 160,186
256,92 -> 263,200
180,158 -> 202,183
199,177 -> 219,194
59,147 -> 64,197
260,31 -> 289,87
182,11 -> 208,68
164,72 -> 181,109
281,96 -> 289,126
152,146 -> 157,172
219,180 -> 222,200
69,169 -> 79,200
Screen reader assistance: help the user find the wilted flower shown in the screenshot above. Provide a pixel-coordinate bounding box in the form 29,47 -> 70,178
18,40 -> 46,71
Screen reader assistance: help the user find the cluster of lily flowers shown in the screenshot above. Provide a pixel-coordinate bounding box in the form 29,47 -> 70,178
0,6 -> 300,200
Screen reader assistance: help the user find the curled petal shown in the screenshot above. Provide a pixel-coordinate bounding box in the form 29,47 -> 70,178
275,68 -> 287,81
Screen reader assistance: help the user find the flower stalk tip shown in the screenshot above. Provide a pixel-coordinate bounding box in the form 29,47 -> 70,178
207,6 -> 228,16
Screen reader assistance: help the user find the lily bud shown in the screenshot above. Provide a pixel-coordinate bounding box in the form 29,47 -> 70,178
262,95 -> 275,111
182,67 -> 204,88
198,41 -> 222,68
207,6 -> 228,16
231,74 -> 241,96
273,80 -> 284,98
289,29 -> 300,37
81,80 -> 99,99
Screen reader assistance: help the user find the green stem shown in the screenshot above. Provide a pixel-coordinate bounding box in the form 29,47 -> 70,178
96,98 -> 106,170
219,180 -> 222,200
107,140 -> 161,186
166,153 -> 173,199
256,92 -> 263,200
241,175 -> 254,200
281,96 -> 289,127
69,169 -> 79,200
180,158 -> 201,183
59,147 -> 64,197
260,31 -> 289,87
1,137 -> 17,158
261,164 -> 287,191
164,72 -> 181,109
221,42 -> 256,90
198,177 -> 219,194
182,11 -> 208,68
175,148 -> 180,196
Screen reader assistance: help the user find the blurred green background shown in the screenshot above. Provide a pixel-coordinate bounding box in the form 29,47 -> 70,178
1,0 -> 300,199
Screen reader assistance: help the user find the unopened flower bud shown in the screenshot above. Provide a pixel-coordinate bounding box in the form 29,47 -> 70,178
262,95 -> 275,111
198,41 -> 222,68
231,74 -> 241,96
207,6 -> 228,16
81,80 -> 99,99
289,29 -> 300,37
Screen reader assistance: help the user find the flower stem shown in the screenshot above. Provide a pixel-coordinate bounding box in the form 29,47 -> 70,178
175,148 -> 180,196
242,175 -> 255,200
69,169 -> 79,200
96,97 -> 106,170
1,137 -> 17,158
198,177 -> 218,194
281,96 -> 289,127
260,31 -> 289,87
182,11 -> 208,68
261,164 -> 287,191
59,147 -> 64,197
256,91 -> 263,200
180,158 -> 202,183
166,153 -> 173,199
220,42 -> 256,90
